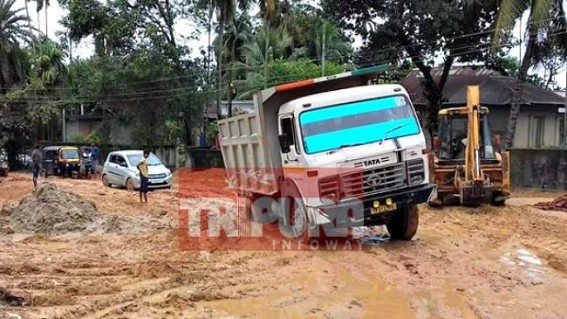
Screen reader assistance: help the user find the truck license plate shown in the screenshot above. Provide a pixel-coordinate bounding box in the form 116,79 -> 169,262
370,203 -> 397,215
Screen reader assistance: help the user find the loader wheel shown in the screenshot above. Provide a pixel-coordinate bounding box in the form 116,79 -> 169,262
491,192 -> 506,206
387,205 -> 419,240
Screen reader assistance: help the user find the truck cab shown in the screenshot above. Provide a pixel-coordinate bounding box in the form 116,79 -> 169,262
218,65 -> 435,240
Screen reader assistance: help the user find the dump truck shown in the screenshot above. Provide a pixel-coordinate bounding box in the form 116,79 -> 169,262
217,65 -> 435,241
428,85 -> 511,207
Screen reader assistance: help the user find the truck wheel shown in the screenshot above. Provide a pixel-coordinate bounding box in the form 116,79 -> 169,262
279,195 -> 310,241
387,205 -> 419,240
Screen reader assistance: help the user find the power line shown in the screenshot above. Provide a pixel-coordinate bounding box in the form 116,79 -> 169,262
4,21 -> 563,95
2,28 -> 564,103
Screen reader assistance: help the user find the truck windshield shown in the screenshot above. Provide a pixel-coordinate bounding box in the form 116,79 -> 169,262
299,95 -> 420,154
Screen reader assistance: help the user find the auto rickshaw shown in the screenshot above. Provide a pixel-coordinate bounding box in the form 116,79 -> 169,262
42,146 -> 81,178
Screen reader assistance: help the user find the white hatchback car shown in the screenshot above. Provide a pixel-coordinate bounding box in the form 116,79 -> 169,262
102,150 -> 172,190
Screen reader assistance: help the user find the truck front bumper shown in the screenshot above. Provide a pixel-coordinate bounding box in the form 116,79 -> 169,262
308,184 -> 435,227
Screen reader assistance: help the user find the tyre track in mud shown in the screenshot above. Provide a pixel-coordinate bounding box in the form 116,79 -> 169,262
1,172 -> 566,319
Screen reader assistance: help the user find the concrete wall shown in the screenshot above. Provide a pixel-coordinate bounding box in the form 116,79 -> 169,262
510,149 -> 567,190
65,118 -> 136,145
415,104 -> 564,149
185,147 -> 224,171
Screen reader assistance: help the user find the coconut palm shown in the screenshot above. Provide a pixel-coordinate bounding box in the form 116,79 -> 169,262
239,25 -> 293,94
34,0 -> 49,35
0,0 -> 35,92
197,0 -> 253,118
470,0 -> 567,148
222,13 -> 253,116
290,20 -> 351,75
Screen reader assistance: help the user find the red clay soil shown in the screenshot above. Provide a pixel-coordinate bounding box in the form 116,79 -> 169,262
534,194 -> 567,212
177,168 -> 235,199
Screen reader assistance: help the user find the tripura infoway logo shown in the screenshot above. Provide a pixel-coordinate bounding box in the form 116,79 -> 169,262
177,196 -> 368,251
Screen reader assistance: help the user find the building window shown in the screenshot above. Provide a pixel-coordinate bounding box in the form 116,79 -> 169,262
529,116 -> 545,148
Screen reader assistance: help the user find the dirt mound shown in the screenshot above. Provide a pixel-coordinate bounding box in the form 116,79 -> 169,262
1,183 -> 172,235
6,183 -> 103,234
534,194 -> 567,212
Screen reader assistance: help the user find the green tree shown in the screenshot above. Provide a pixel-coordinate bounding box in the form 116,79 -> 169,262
480,0 -> 567,148
0,0 -> 34,93
323,0 -> 501,137
238,59 -> 352,99
240,25 -> 293,89
290,19 -> 352,74
28,39 -> 66,89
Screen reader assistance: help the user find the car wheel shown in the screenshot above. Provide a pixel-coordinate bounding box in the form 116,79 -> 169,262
102,174 -> 110,187
126,178 -> 135,191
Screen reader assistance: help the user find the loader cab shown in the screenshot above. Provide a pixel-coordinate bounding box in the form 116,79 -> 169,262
434,107 -> 497,164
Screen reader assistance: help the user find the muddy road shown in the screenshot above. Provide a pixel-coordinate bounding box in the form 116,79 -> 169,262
0,171 -> 566,319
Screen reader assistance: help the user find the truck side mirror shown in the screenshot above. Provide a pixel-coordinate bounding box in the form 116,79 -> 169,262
433,136 -> 441,153
493,134 -> 501,153
278,134 -> 291,153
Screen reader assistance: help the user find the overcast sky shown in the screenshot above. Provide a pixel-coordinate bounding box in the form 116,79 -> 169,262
13,0 -> 567,89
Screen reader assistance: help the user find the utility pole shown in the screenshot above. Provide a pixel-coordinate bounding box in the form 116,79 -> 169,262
62,32 -> 73,143
321,25 -> 326,77
563,70 -> 567,147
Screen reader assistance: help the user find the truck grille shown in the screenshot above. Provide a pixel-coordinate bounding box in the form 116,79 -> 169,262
407,159 -> 425,185
338,159 -> 425,199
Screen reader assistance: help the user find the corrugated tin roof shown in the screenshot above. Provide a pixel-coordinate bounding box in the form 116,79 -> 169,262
402,66 -> 565,106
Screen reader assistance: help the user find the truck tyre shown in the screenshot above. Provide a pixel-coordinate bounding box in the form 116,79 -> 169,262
387,205 -> 419,240
279,179 -> 310,241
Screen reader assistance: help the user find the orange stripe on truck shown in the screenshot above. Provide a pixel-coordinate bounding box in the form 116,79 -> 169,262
275,79 -> 315,92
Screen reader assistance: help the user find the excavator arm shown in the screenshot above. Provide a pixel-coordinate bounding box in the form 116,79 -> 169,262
458,85 -> 488,206
465,85 -> 483,183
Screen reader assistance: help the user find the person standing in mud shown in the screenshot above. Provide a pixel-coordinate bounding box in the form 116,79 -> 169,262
137,150 -> 150,203
31,145 -> 42,188
90,143 -> 100,174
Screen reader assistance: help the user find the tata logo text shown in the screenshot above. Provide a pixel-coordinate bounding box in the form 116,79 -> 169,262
363,158 -> 381,167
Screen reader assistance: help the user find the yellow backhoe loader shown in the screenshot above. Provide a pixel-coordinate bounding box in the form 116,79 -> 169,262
428,85 -> 511,207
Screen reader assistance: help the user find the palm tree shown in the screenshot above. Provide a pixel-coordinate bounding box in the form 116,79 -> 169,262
239,25 -> 293,92
197,0 -> 253,118
483,0 -> 567,148
222,13 -> 253,116
29,39 -> 66,89
34,0 -> 49,36
290,20 -> 351,75
0,0 -> 34,93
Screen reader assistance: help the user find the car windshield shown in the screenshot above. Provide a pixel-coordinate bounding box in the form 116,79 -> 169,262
60,149 -> 79,159
299,95 -> 420,154
127,153 -> 162,166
